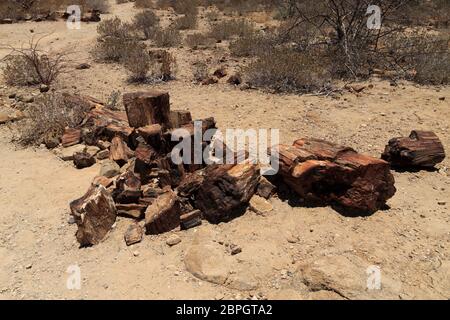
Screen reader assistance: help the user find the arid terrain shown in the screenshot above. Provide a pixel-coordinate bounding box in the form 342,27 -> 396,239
0,1 -> 449,300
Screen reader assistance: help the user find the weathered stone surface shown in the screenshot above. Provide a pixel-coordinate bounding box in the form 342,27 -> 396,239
166,234 -> 181,246
110,136 -> 132,166
96,149 -> 110,160
145,189 -> 180,234
124,223 -> 143,246
85,146 -> 100,157
73,152 -> 96,169
296,255 -> 402,299
123,91 -> 171,128
249,195 -> 273,215
57,144 -> 86,161
92,176 -> 114,188
100,160 -> 121,178
69,185 -> 117,246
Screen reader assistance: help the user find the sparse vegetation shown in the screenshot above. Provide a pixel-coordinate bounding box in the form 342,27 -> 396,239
123,42 -> 151,82
174,10 -> 198,30
93,17 -> 139,62
208,19 -> 255,41
1,36 -> 70,86
154,27 -> 182,47
192,61 -> 209,83
133,9 -> 160,39
185,32 -> 214,48
13,93 -> 90,147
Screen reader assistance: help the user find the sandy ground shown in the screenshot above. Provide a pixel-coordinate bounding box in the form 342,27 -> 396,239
0,1 -> 449,300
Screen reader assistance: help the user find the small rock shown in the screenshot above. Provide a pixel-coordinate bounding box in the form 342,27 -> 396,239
96,149 -> 110,160
229,244 -> 242,255
166,234 -> 181,246
85,146 -> 100,157
97,140 -> 111,150
133,251 -> 140,257
100,160 -> 121,178
8,93 -> 16,99
124,223 -> 143,246
73,152 -> 96,169
256,177 -> 275,199
438,97 -> 445,101
25,264 -> 32,270
249,195 -> 273,214
39,84 -> 50,93
227,74 -> 242,85
76,63 -> 91,70
57,144 -> 86,161
68,216 -> 76,224
437,201 -> 446,206
0,113 -> 10,124
18,95 -> 34,103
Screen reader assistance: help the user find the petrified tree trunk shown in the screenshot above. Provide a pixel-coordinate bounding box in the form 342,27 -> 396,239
170,110 -> 192,128
62,128 -> 81,147
382,131 -> 446,168
69,185 -> 117,246
113,170 -> 142,204
145,189 -> 180,234
275,139 -> 396,215
110,136 -> 133,166
123,91 -> 171,129
194,162 -> 260,223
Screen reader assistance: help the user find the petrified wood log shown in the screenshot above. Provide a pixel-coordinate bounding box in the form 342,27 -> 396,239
381,130 -> 445,168
170,110 -> 192,128
110,136 -> 133,166
113,170 -> 142,204
275,139 -> 396,215
69,185 -> 117,246
62,128 -> 81,147
136,124 -> 162,149
194,162 -> 260,223
116,203 -> 147,219
123,91 -> 171,129
145,189 -> 180,234
180,209 -> 202,230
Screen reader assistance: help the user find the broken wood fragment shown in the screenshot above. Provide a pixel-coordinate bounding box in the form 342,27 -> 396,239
110,136 -> 133,166
123,91 -> 171,128
145,189 -> 181,234
62,128 -> 81,147
69,185 -> 117,246
381,130 -> 445,168
180,210 -> 202,230
169,110 -> 192,128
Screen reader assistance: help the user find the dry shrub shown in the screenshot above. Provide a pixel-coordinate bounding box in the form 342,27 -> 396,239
156,0 -> 199,14
379,32 -> 450,85
123,43 -> 151,82
133,9 -> 160,39
175,10 -> 198,30
185,32 -> 214,48
192,61 -> 209,83
84,0 -> 110,13
2,36 -> 70,86
208,19 -> 254,41
154,27 -> 182,47
245,48 -> 332,94
13,93 -> 90,147
93,17 -> 139,62
230,31 -> 275,57
135,0 -> 154,8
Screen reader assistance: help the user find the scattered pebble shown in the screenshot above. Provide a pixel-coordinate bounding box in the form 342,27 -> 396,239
166,234 -> 181,246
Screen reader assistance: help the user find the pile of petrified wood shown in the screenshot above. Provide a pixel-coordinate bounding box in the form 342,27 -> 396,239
66,91 -> 445,247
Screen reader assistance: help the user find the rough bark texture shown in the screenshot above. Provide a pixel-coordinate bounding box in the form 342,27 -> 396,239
69,185 -> 117,246
145,189 -> 181,234
110,136 -> 133,166
194,162 -> 260,223
275,139 -> 396,215
61,128 -> 81,147
382,131 -> 446,168
123,91 -> 171,129
170,110 -> 192,128
180,210 -> 202,230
